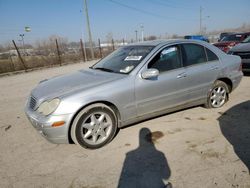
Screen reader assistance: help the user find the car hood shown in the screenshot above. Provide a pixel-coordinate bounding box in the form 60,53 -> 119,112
31,68 -> 126,101
231,42 -> 250,52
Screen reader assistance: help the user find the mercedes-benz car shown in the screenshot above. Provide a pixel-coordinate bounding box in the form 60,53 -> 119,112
25,39 -> 243,149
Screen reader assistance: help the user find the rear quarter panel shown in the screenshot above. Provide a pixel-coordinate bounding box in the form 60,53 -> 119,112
218,54 -> 243,90
194,41 -> 243,91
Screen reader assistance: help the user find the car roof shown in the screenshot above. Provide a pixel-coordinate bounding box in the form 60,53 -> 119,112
184,35 -> 204,37
228,32 -> 250,36
220,32 -> 235,35
126,39 -> 207,48
126,39 -> 169,46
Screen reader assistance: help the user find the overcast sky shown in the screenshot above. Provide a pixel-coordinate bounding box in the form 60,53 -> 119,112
0,0 -> 250,45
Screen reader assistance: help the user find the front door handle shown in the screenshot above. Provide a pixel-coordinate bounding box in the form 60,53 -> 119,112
210,66 -> 219,70
177,72 -> 187,79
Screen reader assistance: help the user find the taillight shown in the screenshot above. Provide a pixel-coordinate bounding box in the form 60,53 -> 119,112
239,61 -> 242,71
224,47 -> 230,53
228,42 -> 236,48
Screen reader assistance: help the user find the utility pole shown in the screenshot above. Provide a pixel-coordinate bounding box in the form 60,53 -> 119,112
135,30 -> 138,42
19,34 -> 25,54
83,0 -> 94,59
200,6 -> 202,35
140,24 -> 144,42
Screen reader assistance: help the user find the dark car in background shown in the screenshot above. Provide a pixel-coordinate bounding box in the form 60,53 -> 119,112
214,32 -> 250,53
228,36 -> 250,72
184,35 -> 209,43
218,32 -> 235,42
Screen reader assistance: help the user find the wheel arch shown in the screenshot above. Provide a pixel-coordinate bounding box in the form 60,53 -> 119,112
217,77 -> 233,93
68,100 -> 121,144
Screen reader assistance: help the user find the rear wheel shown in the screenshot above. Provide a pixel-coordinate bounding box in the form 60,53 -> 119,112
205,80 -> 229,108
71,103 -> 118,149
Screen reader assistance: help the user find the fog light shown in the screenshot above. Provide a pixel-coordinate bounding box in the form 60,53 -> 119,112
52,121 -> 65,127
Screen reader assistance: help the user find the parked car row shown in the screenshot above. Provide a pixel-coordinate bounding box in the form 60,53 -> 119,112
228,36 -> 250,72
213,32 -> 250,53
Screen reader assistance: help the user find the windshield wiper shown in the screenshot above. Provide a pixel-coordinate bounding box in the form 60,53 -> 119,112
93,67 -> 114,73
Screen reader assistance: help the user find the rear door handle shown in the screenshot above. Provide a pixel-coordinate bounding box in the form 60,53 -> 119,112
210,66 -> 219,70
177,72 -> 187,79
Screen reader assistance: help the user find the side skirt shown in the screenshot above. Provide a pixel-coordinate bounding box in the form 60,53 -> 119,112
119,98 -> 206,128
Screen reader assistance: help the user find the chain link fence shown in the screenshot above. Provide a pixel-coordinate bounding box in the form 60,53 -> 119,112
0,38 -> 125,74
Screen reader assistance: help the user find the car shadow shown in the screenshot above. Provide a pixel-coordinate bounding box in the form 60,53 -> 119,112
117,128 -> 172,188
218,100 -> 250,174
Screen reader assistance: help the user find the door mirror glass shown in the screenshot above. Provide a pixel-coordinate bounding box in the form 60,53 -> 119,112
141,68 -> 159,79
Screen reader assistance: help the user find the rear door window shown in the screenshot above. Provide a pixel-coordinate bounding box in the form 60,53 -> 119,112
181,43 -> 207,67
205,48 -> 219,61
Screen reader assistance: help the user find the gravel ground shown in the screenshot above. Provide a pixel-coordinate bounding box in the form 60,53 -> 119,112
0,61 -> 249,188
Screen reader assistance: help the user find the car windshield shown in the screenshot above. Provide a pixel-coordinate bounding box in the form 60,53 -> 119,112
92,45 -> 154,74
241,36 -> 250,43
221,34 -> 242,42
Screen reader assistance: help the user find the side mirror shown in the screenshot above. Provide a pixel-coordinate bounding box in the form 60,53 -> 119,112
141,68 -> 159,79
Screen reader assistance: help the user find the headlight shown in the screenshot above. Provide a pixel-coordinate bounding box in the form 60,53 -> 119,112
37,98 -> 60,116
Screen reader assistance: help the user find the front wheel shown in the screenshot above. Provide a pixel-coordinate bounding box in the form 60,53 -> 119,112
71,103 -> 118,149
205,80 -> 229,108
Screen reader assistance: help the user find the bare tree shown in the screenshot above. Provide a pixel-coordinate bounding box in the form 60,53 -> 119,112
106,32 -> 113,43
144,35 -> 157,41
0,45 -> 4,53
34,35 -> 68,56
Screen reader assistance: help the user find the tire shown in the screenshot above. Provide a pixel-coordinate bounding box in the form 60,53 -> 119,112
205,80 -> 229,108
71,103 -> 118,149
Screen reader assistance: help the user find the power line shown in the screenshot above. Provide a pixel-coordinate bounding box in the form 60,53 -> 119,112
107,0 -> 197,22
107,0 -> 166,19
152,0 -> 197,10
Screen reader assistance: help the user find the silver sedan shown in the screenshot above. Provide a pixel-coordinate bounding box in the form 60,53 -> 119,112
25,39 -> 243,149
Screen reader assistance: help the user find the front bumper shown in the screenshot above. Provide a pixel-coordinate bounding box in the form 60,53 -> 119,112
25,106 -> 74,144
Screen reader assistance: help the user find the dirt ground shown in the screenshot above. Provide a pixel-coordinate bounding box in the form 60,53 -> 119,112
0,61 -> 249,188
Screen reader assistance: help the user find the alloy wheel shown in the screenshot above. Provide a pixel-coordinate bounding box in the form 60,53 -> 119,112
80,112 -> 112,145
210,86 -> 227,108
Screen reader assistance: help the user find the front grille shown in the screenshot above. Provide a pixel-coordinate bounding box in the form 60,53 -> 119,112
29,96 -> 37,110
233,51 -> 250,59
